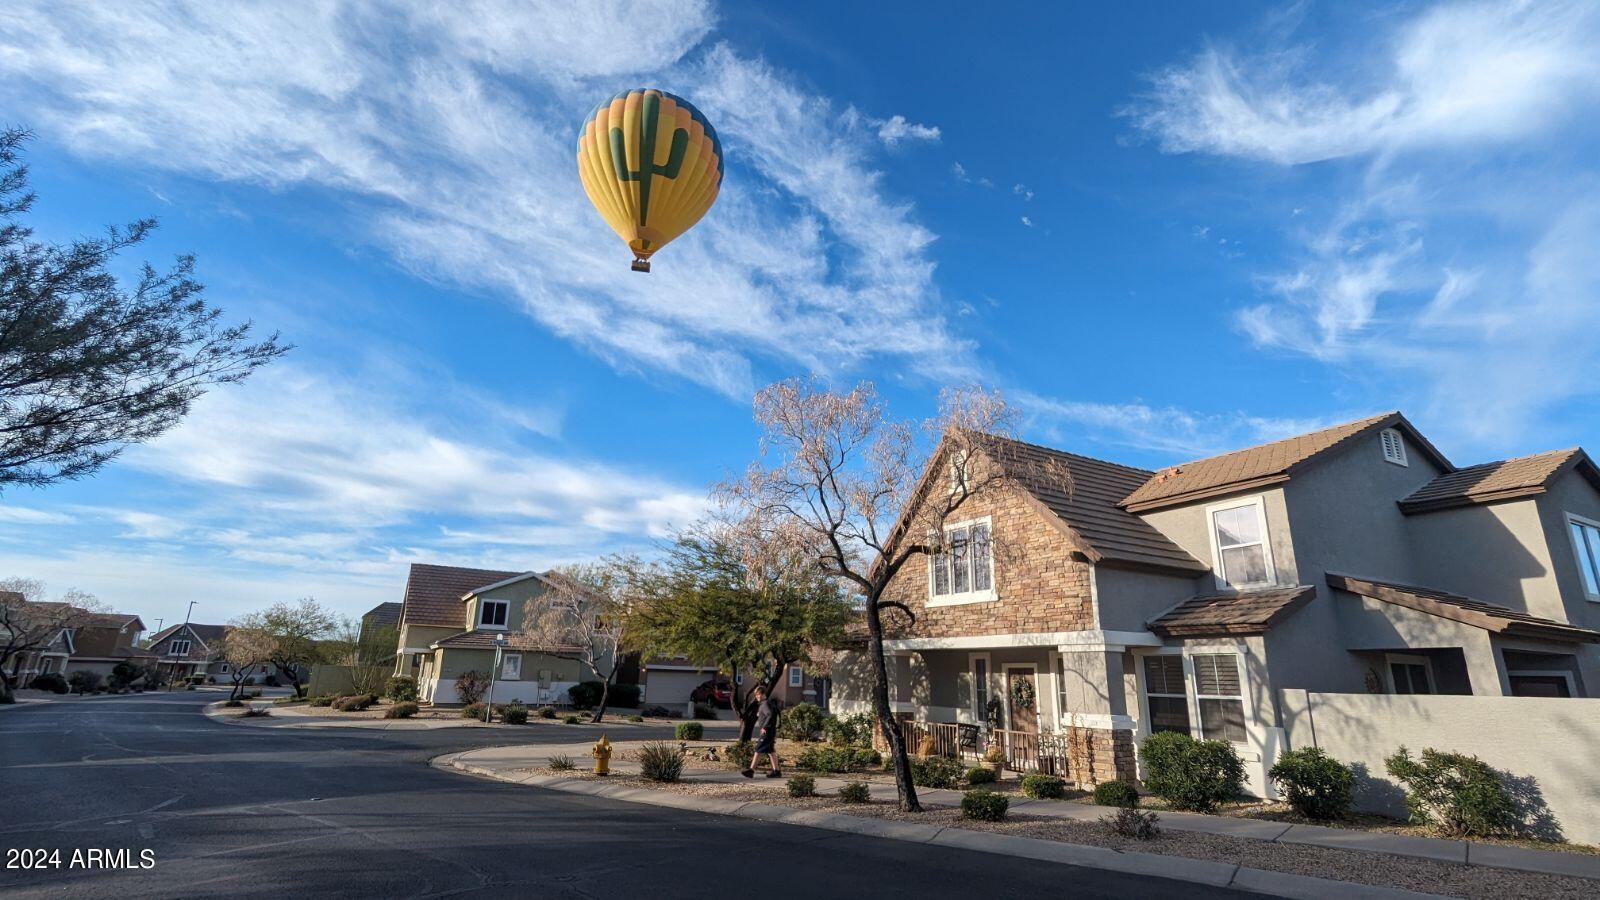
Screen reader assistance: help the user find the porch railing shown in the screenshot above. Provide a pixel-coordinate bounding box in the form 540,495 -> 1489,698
888,719 -> 1071,776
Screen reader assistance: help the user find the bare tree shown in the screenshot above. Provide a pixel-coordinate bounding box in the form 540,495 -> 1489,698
721,378 -> 1058,812
237,598 -> 335,699
0,577 -> 105,702
221,624 -> 277,701
326,619 -> 396,696
517,564 -> 633,723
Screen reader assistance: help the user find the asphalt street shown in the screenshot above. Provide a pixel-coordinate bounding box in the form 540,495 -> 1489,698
0,691 -> 1246,898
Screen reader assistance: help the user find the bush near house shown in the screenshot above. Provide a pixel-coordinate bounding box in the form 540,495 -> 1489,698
967,767 -> 996,786
692,702 -> 717,720
1140,731 -> 1245,813
1093,779 -> 1141,809
787,774 -> 816,797
824,711 -> 874,747
797,745 -> 880,774
28,673 -> 68,694
385,701 -> 419,719
640,705 -> 673,718
309,695 -> 335,707
536,706 -> 557,719
454,670 -> 490,706
496,703 -> 528,725
727,739 -> 754,771
1022,774 -> 1067,799
961,789 -> 1009,822
563,715 -> 581,725
674,721 -> 704,740
461,702 -> 487,719
109,661 -> 142,690
386,676 -> 418,703
1270,747 -> 1354,821
1384,746 -> 1520,838
332,694 -> 378,712
638,742 -> 685,782
838,781 -> 871,803
67,671 -> 103,694
1103,807 -> 1161,839
778,702 -> 826,741
567,681 -> 642,709
910,755 -> 966,789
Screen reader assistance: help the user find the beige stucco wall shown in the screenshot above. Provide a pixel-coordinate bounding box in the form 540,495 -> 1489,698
1407,499 -> 1561,622
1137,486 -> 1299,590
1280,689 -> 1600,845
1534,467 -> 1600,635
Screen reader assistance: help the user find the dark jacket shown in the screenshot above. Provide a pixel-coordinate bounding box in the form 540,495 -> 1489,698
754,697 -> 780,735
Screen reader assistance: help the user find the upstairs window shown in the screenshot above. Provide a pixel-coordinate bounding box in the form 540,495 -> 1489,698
1380,428 -> 1408,466
930,519 -> 993,600
1209,500 -> 1274,587
169,639 -> 191,657
479,599 -> 509,628
788,665 -> 803,687
1568,515 -> 1600,599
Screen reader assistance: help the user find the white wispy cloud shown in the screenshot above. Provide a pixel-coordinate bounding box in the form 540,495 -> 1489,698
1012,183 -> 1034,201
873,114 -> 941,145
1015,391 -> 1331,460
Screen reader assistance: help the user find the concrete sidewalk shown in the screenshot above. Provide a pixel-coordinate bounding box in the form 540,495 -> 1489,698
207,701 -> 745,733
443,742 -> 1600,885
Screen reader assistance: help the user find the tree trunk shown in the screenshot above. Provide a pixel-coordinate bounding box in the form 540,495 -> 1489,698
867,592 -> 919,812
275,662 -> 304,698
0,671 -> 14,704
591,675 -> 610,724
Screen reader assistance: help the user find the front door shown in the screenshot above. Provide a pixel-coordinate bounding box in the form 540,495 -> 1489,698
1004,666 -> 1039,734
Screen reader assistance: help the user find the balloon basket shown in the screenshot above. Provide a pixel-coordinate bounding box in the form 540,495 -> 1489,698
631,259 -> 651,273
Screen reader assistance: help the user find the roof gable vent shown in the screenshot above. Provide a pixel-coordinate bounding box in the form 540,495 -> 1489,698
1381,428 -> 1408,466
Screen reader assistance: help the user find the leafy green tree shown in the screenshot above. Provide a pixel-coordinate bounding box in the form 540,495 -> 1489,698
237,598 -> 335,698
0,128 -> 286,490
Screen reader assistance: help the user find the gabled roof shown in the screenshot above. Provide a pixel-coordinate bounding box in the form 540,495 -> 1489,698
147,622 -> 228,650
1327,574 -> 1600,644
1148,585 -> 1316,637
82,613 -> 144,632
972,434 -> 1206,574
401,563 -> 523,627
458,570 -> 553,600
362,602 -> 403,627
1120,412 -> 1453,513
1398,448 -> 1600,514
429,630 -> 583,653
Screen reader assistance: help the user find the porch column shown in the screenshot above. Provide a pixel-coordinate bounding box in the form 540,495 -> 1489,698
1056,646 -> 1138,785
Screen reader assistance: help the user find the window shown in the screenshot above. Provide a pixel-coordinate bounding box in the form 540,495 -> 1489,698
1568,515 -> 1600,599
1508,672 -> 1574,698
1142,656 -> 1191,735
216,663 -> 229,674
970,655 -> 991,724
1387,654 -> 1433,694
1380,428 -> 1408,466
1193,654 -> 1246,742
1210,500 -> 1273,587
169,639 -> 191,657
501,653 -> 521,680
480,599 -> 508,628
788,666 -> 803,688
930,519 -> 994,601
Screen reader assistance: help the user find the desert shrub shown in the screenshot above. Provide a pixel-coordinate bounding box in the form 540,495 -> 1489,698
67,671 -> 103,694
787,774 -> 817,797
1270,747 -> 1353,821
497,704 -> 528,725
628,714 -> 644,722
824,711 -> 875,747
1022,774 -> 1067,799
727,739 -> 754,770
548,754 -> 575,771
852,747 -> 882,768
1385,747 -> 1518,837
1103,807 -> 1161,839
692,702 -> 717,720
567,681 -> 605,709
223,698 -> 244,708
309,695 -> 334,707
536,706 -> 557,719
1141,731 -> 1245,813
967,767 -> 996,785
779,702 -> 826,741
28,673 -> 68,694
608,683 -> 641,708
796,745 -> 880,774
563,714 -> 581,724
961,789 -> 1009,822
638,742 -> 686,783
454,670 -> 490,706
674,721 -> 705,740
109,661 -> 142,689
461,702 -> 487,719
241,707 -> 270,718
386,676 -> 418,703
385,701 -> 419,719
910,755 -> 966,789
333,693 -> 378,712
1093,779 -> 1141,809
838,781 -> 871,803
640,705 -> 672,717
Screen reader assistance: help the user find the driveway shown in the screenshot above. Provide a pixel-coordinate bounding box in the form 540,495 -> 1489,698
0,691 -> 1245,898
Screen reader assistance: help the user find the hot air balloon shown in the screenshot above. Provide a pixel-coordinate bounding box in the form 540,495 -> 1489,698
576,88 -> 723,273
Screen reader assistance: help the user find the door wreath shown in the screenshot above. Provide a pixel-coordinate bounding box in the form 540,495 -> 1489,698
1010,677 -> 1035,711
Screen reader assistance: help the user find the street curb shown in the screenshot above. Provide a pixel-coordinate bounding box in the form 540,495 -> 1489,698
433,750 -> 1443,899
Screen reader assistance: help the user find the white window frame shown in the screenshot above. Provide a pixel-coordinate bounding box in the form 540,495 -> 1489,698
1505,669 -> 1578,697
1133,644 -> 1256,748
1205,496 -> 1276,590
1001,663 -> 1039,732
501,653 -> 521,680
927,515 -> 997,607
169,639 -> 191,657
967,652 -> 992,726
1191,652 -> 1248,743
1384,653 -> 1435,695
479,599 -> 510,630
788,665 -> 803,688
1380,428 -> 1408,466
1565,512 -> 1600,602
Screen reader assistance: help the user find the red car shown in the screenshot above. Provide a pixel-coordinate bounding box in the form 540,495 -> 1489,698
690,677 -> 733,707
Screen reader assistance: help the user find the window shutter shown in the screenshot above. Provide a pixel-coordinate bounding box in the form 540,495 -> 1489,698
1194,654 -> 1241,696
1143,656 -> 1185,695
1381,428 -> 1407,465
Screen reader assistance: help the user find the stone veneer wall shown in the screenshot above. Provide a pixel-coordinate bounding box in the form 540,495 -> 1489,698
880,482 -> 1096,639
1065,727 -> 1138,786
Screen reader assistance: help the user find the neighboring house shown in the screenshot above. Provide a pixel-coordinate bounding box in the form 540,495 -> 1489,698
146,623 -> 231,681
833,412 -> 1600,795
4,595 -> 72,685
393,563 -> 613,706
772,662 -> 826,709
61,613 -> 155,678
640,656 -> 720,709
360,602 -> 402,644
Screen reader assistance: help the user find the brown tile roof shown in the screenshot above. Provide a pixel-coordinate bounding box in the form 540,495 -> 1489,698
1327,574 -> 1600,644
148,622 -> 230,650
1398,448 -> 1598,514
975,434 -> 1207,574
82,613 -> 144,631
1148,585 -> 1315,637
362,602 -> 403,628
430,630 -> 583,653
401,563 -> 524,627
1120,412 -> 1452,513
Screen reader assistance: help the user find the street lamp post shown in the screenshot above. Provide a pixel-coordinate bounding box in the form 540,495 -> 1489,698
485,633 -> 506,723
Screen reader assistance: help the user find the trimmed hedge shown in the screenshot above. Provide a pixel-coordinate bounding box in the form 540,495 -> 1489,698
1140,731 -> 1245,813
961,789 -> 1009,822
1022,774 -> 1067,799
787,774 -> 816,798
674,721 -> 705,740
838,781 -> 871,803
1092,779 -> 1141,809
1270,747 -> 1353,821
28,673 -> 68,694
386,676 -> 418,703
967,766 -> 997,785
910,755 -> 966,789
385,701 -> 419,719
796,745 -> 881,773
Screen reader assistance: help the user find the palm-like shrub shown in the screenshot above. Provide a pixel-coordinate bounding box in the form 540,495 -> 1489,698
638,742 -> 686,783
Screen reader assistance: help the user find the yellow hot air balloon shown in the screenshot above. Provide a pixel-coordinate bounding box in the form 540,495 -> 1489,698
576,88 -> 723,272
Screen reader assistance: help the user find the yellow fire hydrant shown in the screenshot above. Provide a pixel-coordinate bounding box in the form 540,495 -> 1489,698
591,734 -> 612,776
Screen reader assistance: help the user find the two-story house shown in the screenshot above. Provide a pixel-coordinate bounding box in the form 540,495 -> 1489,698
832,412 -> 1600,795
147,623 -> 232,681
62,613 -> 154,678
394,563 -> 612,706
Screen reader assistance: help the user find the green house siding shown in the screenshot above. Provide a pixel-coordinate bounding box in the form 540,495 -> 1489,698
464,577 -> 552,632
434,648 -> 584,683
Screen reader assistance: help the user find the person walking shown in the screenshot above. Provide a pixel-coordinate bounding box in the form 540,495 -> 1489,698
742,684 -> 783,778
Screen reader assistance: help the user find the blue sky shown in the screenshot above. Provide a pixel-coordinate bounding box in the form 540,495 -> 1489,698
3,1 -> 1598,629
